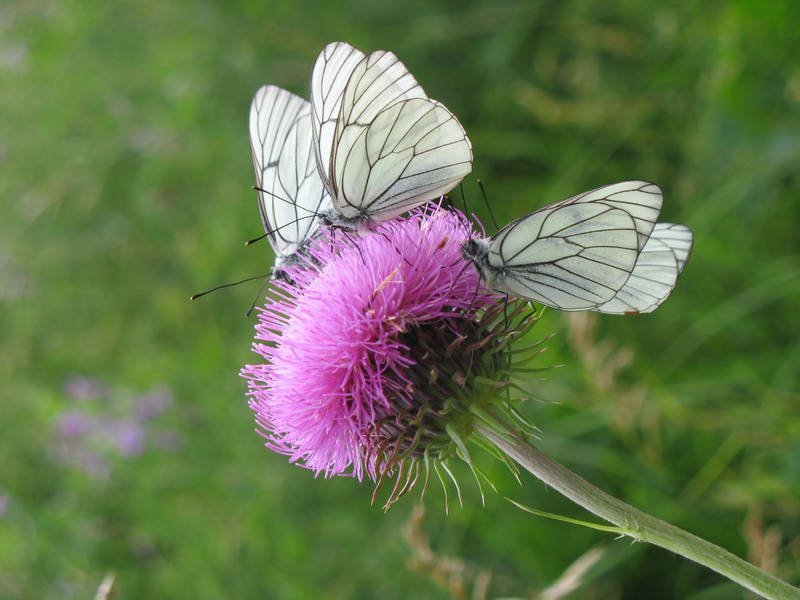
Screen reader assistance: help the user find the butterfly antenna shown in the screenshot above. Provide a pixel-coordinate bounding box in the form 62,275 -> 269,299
252,186 -> 321,217
245,214 -> 316,246
477,180 -> 499,231
190,273 -> 269,301
245,275 -> 272,317
457,182 -> 473,239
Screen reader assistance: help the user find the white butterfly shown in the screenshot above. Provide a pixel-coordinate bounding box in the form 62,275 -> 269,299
249,85 -> 332,277
310,41 -> 473,230
462,181 -> 692,313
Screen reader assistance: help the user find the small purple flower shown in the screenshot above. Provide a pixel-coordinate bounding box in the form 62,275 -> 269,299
63,375 -> 106,402
55,377 -> 177,479
135,387 -> 173,420
108,420 -> 146,457
243,206 -> 538,502
58,411 -> 94,438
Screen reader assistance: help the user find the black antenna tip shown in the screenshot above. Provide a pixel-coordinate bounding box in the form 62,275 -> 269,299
245,232 -> 269,246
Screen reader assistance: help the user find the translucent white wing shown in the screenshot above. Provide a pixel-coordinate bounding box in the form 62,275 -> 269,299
596,222 -> 693,314
332,98 -> 473,220
311,42 -> 471,223
486,202 -> 640,311
651,222 -> 693,270
595,234 -> 678,314
249,85 -> 330,263
310,42 -> 366,194
556,180 -> 663,250
336,49 -> 426,134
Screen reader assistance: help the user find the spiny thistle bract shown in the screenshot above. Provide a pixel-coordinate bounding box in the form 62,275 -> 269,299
241,207 -> 545,509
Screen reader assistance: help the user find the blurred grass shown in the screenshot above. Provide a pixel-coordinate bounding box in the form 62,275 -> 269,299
1,0 -> 798,598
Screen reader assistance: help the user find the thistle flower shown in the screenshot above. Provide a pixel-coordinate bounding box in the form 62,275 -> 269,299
242,206 -> 541,506
234,189 -> 794,600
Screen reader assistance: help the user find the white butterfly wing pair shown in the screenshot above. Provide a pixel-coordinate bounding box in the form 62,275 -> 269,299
483,181 -> 692,313
310,42 -> 473,223
249,85 -> 331,269
250,42 -> 473,272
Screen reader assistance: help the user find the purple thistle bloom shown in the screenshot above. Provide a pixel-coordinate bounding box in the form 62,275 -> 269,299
243,206 -> 537,500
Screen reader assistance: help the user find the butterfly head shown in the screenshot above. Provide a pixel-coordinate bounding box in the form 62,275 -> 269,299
460,236 -> 495,282
461,237 -> 487,263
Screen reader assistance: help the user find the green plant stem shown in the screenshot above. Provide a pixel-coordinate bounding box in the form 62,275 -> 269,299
476,423 -> 800,600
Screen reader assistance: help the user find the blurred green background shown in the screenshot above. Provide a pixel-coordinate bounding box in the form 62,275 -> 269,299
1,1 -> 799,598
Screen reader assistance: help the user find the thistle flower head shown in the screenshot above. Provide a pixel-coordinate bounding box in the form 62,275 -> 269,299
242,206 -> 539,506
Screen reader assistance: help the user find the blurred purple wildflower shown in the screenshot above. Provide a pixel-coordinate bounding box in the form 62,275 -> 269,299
63,375 -> 106,402
54,380 -> 180,479
58,411 -> 94,438
108,419 -> 147,457
135,387 -> 172,420
243,207 -> 538,502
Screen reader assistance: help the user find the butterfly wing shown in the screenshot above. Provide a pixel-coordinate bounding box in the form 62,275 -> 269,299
596,222 -> 693,314
333,98 -> 473,221
556,180 -> 663,250
335,49 -> 426,129
485,200 -> 641,311
650,222 -> 693,270
594,222 -> 693,314
311,42 -> 472,222
249,85 -> 331,264
310,42 -> 367,196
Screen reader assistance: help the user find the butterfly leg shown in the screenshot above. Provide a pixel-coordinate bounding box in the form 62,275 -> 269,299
375,230 -> 414,267
341,230 -> 368,266
246,276 -> 272,317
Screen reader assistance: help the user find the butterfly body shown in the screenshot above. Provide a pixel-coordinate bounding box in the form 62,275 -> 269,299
319,207 -> 373,233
